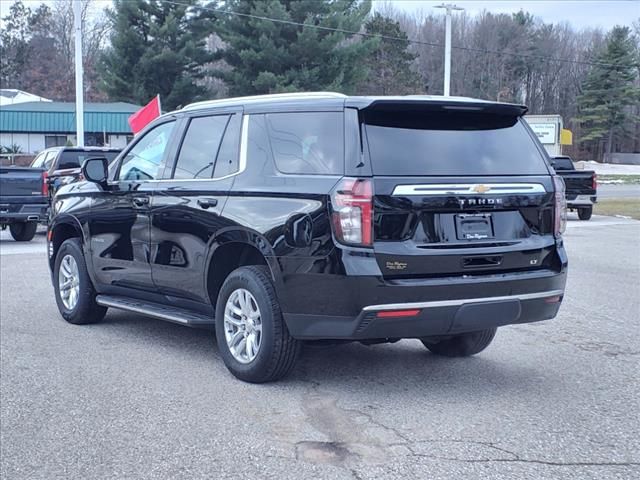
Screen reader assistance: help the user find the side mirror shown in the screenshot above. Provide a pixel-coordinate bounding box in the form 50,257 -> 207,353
81,157 -> 109,188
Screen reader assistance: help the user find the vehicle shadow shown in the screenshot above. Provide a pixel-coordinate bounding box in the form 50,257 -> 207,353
100,309 -> 554,397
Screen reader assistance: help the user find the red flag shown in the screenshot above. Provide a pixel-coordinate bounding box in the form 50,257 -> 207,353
128,95 -> 161,134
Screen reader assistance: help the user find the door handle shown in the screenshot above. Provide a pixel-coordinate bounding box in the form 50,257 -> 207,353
132,196 -> 150,207
197,198 -> 218,209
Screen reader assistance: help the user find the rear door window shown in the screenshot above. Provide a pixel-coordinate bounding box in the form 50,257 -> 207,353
265,112 -> 343,175
364,111 -> 548,176
30,152 -> 46,168
173,115 -> 230,179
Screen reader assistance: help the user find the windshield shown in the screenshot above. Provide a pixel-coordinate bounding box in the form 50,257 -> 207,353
364,111 -> 549,176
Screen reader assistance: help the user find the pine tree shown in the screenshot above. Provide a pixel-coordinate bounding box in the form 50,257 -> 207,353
576,26 -> 640,159
0,1 -> 52,89
356,12 -> 421,95
217,0 -> 373,96
99,0 -> 216,110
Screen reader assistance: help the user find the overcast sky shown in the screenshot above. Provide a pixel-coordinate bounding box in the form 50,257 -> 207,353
375,0 -> 640,30
2,0 -> 638,31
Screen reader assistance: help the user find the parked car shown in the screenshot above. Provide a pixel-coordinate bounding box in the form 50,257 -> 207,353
1,165 -> 48,241
31,146 -> 121,197
550,155 -> 597,220
48,93 -> 568,383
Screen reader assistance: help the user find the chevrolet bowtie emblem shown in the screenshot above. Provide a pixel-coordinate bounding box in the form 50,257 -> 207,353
471,184 -> 491,193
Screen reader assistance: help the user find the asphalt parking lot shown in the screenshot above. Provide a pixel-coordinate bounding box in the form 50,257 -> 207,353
1,215 -> 639,480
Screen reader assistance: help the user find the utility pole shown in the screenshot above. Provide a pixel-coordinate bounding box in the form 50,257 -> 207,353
73,0 -> 84,147
435,3 -> 464,96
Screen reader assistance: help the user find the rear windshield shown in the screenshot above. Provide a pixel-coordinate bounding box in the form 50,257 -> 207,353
551,157 -> 574,170
364,110 -> 549,176
58,150 -> 120,170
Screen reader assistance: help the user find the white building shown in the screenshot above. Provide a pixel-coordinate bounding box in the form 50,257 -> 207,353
0,89 -> 52,106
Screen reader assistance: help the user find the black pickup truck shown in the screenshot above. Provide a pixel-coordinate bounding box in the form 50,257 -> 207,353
30,146 -> 121,197
0,166 -> 48,241
550,156 -> 597,220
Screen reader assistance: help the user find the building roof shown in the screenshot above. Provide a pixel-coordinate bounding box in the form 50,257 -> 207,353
0,101 -> 140,134
0,89 -> 52,106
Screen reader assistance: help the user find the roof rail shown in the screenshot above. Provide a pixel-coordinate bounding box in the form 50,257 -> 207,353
182,92 -> 346,111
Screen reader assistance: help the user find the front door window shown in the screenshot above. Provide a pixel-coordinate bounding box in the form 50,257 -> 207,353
118,122 -> 175,181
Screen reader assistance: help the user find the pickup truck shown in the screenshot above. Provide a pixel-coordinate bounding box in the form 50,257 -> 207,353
30,146 -> 121,197
0,166 -> 48,241
550,156 -> 597,220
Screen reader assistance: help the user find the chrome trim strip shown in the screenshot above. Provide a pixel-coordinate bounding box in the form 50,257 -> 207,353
239,114 -> 249,174
96,297 -> 190,324
362,289 -> 564,312
392,183 -> 547,196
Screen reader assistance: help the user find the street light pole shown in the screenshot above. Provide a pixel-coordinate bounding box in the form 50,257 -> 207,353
435,3 -> 464,97
73,0 -> 84,147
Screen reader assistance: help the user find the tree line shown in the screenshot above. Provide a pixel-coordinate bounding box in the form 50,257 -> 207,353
1,0 -> 638,160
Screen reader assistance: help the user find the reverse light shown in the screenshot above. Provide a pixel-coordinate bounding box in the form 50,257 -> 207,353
330,178 -> 373,247
552,175 -> 567,236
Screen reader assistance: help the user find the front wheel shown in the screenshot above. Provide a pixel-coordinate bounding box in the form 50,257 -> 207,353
53,238 -> 107,324
422,328 -> 497,357
578,206 -> 592,221
215,266 -> 301,383
9,222 -> 38,242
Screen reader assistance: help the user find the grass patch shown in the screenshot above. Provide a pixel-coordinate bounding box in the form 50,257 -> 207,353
594,198 -> 640,220
598,175 -> 640,185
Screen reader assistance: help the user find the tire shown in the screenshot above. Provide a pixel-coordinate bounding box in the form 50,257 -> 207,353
422,328 -> 497,357
578,207 -> 592,221
215,266 -> 301,383
53,238 -> 107,325
9,222 -> 38,242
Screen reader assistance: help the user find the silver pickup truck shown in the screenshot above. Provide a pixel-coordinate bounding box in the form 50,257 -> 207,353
0,166 -> 48,241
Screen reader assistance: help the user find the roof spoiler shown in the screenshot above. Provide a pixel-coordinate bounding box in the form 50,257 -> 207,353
357,99 -> 528,117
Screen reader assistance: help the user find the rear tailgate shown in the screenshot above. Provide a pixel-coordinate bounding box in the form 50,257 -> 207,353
361,101 -> 559,278
558,171 -> 596,197
0,167 -> 45,198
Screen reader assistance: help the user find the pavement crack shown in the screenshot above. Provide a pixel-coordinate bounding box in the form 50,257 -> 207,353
408,453 -> 640,467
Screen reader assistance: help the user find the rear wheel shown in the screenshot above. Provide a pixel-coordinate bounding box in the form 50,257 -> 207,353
215,266 -> 301,383
578,206 -> 592,220
422,328 -> 497,357
9,222 -> 38,242
53,238 -> 107,324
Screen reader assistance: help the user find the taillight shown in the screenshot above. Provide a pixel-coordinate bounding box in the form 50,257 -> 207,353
592,173 -> 597,191
552,175 -> 567,236
42,171 -> 49,196
330,178 -> 373,247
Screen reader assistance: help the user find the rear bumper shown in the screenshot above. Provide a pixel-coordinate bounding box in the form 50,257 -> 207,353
281,263 -> 567,340
0,203 -> 48,224
567,194 -> 594,207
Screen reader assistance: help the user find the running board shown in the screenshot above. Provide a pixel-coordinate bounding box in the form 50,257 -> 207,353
96,295 -> 214,326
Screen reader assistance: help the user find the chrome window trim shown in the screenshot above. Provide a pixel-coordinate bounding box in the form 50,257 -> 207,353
154,114 -> 249,183
392,183 -> 547,196
362,289 -> 564,312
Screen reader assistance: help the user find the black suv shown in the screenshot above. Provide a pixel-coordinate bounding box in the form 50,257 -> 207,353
48,93 -> 568,383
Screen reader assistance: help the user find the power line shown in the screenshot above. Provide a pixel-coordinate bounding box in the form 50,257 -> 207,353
161,0 -> 625,69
